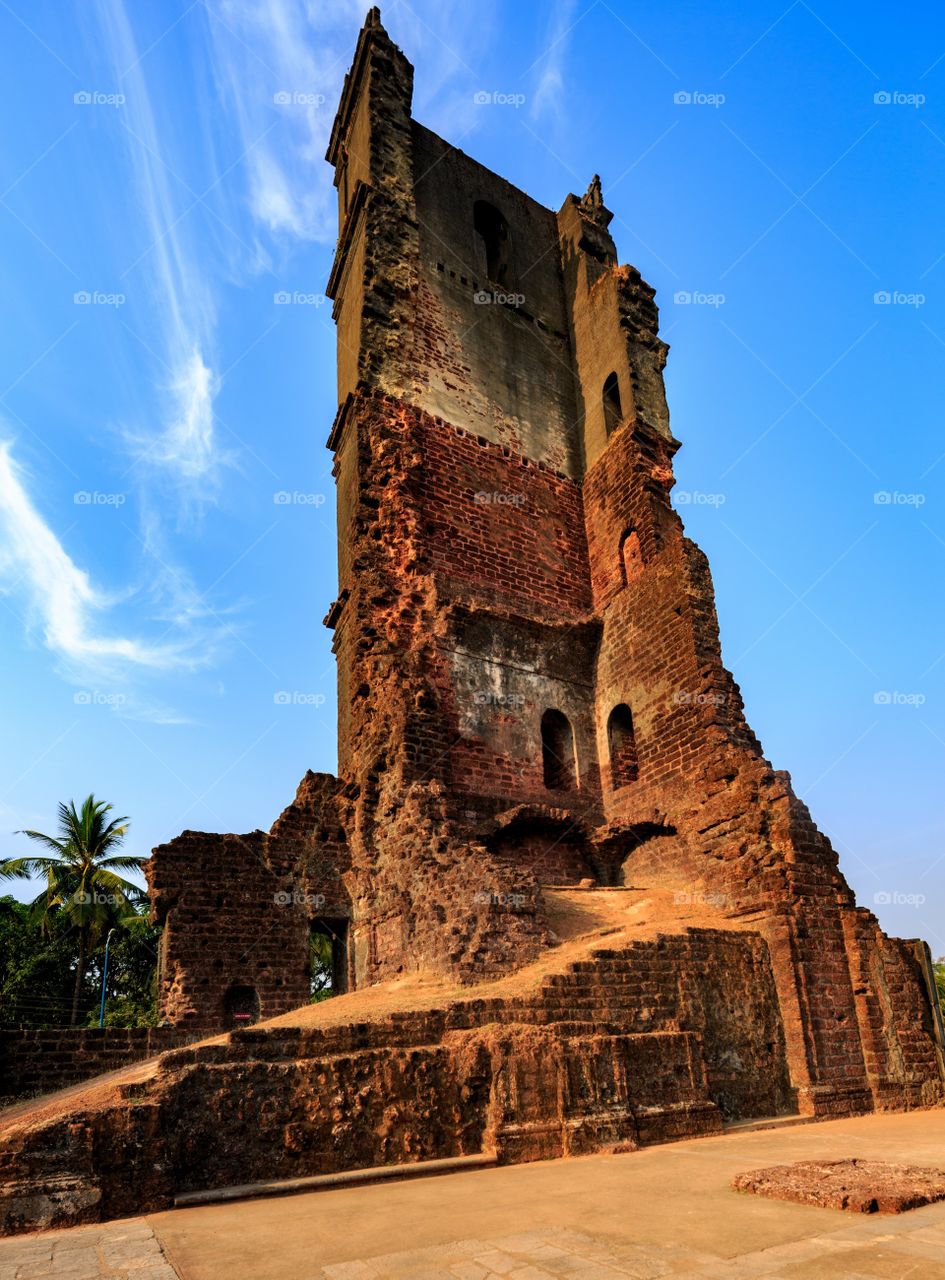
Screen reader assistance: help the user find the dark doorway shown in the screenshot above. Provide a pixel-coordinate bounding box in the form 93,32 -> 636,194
223,983 -> 259,1030
310,918 -> 349,1002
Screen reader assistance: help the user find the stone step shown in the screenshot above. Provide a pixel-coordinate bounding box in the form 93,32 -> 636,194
173,1151 -> 498,1209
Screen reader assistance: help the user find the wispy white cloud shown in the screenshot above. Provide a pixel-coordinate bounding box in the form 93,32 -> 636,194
205,0 -> 363,245
146,348 -> 220,482
93,0 -> 223,495
204,0 -> 501,248
530,0 -> 580,121
0,439 -> 208,674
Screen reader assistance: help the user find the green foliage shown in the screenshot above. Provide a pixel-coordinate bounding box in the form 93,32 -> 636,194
934,958 -> 945,1007
309,930 -> 334,1003
0,897 -> 84,1025
88,914 -> 161,1028
0,895 -> 160,1028
0,796 -> 152,1026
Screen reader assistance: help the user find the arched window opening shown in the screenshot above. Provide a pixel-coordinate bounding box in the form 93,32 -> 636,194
473,200 -> 511,286
607,704 -> 639,788
541,709 -> 578,791
223,983 -> 259,1030
619,529 -> 644,585
603,372 -> 622,435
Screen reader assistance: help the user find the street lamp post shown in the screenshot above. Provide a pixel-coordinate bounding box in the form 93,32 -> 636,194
98,928 -> 116,1028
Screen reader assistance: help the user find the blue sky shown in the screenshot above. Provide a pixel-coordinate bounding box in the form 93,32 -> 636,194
0,0 -> 943,954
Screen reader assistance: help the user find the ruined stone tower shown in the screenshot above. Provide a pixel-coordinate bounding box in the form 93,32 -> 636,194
148,9 -> 945,1121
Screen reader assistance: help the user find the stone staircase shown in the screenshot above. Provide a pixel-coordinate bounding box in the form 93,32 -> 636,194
0,927 -> 795,1235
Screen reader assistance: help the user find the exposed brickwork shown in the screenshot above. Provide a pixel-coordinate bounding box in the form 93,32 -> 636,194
9,7 -> 937,1236
414,414 -> 592,618
149,773 -> 351,1029
0,1029 -> 196,1107
144,7 -> 943,1111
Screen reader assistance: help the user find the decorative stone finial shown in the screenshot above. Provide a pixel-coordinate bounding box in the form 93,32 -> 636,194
583,174 -> 604,210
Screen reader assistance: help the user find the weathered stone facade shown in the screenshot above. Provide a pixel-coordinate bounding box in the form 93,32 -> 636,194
4,9 -> 944,1239
146,10 -> 943,1117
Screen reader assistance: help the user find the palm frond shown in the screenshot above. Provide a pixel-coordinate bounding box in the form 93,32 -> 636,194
90,867 -> 146,896
0,855 -> 59,880
98,854 -> 147,871
15,830 -> 68,856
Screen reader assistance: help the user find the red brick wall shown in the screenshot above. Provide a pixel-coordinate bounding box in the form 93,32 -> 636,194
0,1027 -> 196,1105
414,415 -> 592,617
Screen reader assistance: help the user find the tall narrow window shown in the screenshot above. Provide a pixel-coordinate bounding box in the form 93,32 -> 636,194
619,529 -> 644,584
473,200 -> 511,285
541,709 -> 578,791
603,372 -> 622,435
607,704 -> 639,788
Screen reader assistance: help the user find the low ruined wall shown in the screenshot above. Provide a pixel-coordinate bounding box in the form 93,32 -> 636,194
0,927 -> 794,1236
0,1028 -> 197,1106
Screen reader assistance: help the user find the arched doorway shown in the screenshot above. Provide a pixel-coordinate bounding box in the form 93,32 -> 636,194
541,709 -> 578,791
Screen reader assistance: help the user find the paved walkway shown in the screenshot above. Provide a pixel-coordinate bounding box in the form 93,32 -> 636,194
2,1109 -> 945,1278
0,1219 -> 177,1280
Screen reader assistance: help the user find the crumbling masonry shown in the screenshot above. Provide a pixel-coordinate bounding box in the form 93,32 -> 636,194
147,9 -> 945,1120
4,9 -> 939,1236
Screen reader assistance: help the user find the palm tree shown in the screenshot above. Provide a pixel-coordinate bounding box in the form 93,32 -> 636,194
0,797 -> 146,1025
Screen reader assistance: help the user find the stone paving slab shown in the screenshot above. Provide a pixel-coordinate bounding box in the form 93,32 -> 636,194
305,1221 -> 945,1279
0,1219 -> 178,1280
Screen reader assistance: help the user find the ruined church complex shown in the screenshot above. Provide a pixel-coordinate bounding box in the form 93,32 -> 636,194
1,9 -> 942,1235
